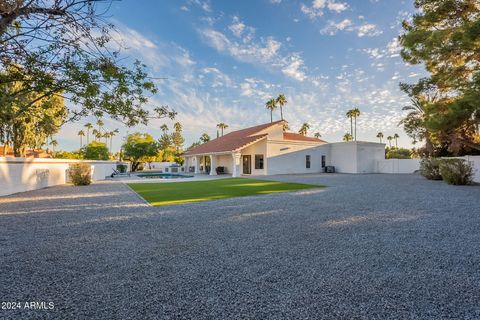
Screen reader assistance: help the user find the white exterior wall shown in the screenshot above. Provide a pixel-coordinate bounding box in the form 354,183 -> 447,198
241,140 -> 267,175
328,142 -> 385,173
0,157 -> 117,196
266,141 -> 326,175
377,159 -> 422,174
215,154 -> 233,174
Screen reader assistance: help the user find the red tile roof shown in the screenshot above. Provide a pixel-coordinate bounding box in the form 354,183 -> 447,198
283,132 -> 327,143
184,121 -> 283,156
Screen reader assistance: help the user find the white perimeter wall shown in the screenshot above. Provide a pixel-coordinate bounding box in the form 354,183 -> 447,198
0,158 -> 117,196
329,142 -> 385,174
376,156 -> 480,182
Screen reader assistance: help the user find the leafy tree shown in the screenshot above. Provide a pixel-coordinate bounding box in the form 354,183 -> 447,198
55,150 -> 83,160
298,123 -> 310,136
200,133 -> 211,143
122,133 -> 158,171
265,99 -> 277,123
314,132 -> 322,139
276,94 -> 287,120
0,0 -> 176,127
343,133 -> 353,142
171,122 -> 184,153
216,123 -> 228,136
376,132 -> 384,143
399,0 -> 480,154
386,147 -> 412,159
0,69 -> 67,156
83,141 -> 109,160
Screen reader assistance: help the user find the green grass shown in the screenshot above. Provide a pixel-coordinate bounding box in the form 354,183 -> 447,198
128,178 -> 322,206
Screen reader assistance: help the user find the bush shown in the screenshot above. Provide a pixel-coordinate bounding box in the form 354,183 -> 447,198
116,164 -> 127,173
386,147 -> 412,159
68,163 -> 92,186
420,158 -> 442,180
439,159 -> 474,185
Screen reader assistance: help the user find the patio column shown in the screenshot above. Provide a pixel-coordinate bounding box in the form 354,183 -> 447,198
232,152 -> 241,177
209,155 -> 217,175
193,157 -> 200,174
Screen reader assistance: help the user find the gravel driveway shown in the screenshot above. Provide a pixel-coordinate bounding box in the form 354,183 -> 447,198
0,174 -> 479,319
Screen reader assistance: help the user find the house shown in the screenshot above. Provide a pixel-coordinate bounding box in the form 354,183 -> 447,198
182,120 -> 385,177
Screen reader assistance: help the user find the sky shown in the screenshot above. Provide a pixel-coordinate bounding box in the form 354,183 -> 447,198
58,0 -> 426,152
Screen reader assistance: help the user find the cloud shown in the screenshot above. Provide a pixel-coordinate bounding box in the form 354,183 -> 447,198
357,23 -> 383,37
301,0 -> 348,19
281,54 -> 307,81
320,19 -> 353,35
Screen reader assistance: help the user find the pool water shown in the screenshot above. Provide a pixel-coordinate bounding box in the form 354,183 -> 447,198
137,173 -> 193,179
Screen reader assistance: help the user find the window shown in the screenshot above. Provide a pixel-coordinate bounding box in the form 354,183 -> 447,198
321,155 -> 326,168
306,155 -> 311,169
255,154 -> 264,169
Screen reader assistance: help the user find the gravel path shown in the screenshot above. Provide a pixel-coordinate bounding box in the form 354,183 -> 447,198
0,174 -> 479,319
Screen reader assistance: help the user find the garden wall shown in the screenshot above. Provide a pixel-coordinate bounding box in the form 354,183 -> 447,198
376,156 -> 480,183
0,158 -> 117,197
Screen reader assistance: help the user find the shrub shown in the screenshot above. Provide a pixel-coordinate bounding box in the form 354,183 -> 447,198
420,158 -> 442,180
117,164 -> 127,173
386,147 -> 412,159
439,159 -> 474,185
68,163 -> 92,186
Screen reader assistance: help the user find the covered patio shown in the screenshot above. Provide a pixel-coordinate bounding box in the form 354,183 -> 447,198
184,152 -> 241,177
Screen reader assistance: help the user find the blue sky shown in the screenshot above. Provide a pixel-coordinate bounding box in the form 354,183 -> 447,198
58,0 -> 425,151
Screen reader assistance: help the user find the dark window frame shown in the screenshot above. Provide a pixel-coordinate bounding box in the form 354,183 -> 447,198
321,155 -> 326,168
306,155 -> 311,169
255,154 -> 264,169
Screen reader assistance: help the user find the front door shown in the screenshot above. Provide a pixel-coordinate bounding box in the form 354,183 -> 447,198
242,155 -> 251,174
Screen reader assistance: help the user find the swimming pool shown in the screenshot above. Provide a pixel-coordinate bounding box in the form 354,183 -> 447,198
136,173 -> 193,179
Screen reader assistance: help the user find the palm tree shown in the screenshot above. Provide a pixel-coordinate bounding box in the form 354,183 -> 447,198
173,122 -> 182,132
84,123 -> 93,144
50,139 -> 58,154
352,108 -> 361,141
387,136 -> 393,148
103,132 -> 110,145
265,98 -> 277,123
77,130 -> 85,148
314,132 -> 321,139
96,119 -> 104,137
298,123 -> 310,136
283,121 -> 290,131
276,94 -> 287,121
92,129 -> 100,142
200,133 -> 210,143
346,109 -> 354,137
109,129 -> 119,151
393,133 -> 400,148
160,124 -> 169,134
216,123 -> 228,136
343,133 -> 353,142
376,132 -> 384,143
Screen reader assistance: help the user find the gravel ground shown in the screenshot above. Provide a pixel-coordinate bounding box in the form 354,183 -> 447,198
0,174 -> 479,319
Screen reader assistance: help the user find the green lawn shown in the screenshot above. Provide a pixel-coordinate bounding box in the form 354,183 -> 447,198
128,178 -> 322,206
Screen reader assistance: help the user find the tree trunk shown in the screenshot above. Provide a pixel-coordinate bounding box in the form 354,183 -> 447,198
354,117 -> 357,141
280,106 -> 283,120
270,110 -> 273,123
350,117 -> 353,136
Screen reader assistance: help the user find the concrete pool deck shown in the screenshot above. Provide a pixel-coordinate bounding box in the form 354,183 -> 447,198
0,174 -> 479,319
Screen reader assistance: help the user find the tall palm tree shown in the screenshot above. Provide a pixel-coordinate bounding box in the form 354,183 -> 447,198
200,133 -> 210,143
346,109 -> 354,137
216,123 -> 228,136
298,123 -> 310,136
387,136 -> 393,148
276,94 -> 287,121
376,132 -> 384,143
78,130 -> 85,148
50,139 -> 58,154
109,129 -> 119,151
393,133 -> 400,148
103,132 -> 110,145
283,121 -> 290,131
343,133 -> 353,142
96,119 -> 104,137
84,123 -> 93,144
265,98 -> 277,123
174,122 -> 182,132
314,132 -> 321,139
92,129 -> 100,142
352,108 -> 361,141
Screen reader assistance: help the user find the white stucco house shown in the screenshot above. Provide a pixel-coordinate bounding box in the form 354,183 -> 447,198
183,120 -> 386,177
